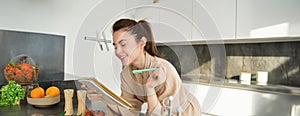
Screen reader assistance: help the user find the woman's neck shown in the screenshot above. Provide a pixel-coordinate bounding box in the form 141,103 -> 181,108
131,52 -> 146,69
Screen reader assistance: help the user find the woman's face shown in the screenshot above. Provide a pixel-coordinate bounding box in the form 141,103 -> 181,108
113,29 -> 143,66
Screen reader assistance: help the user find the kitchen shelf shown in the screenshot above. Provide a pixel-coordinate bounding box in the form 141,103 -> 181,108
156,36 -> 300,46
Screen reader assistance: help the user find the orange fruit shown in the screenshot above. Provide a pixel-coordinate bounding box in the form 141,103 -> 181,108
30,87 -> 45,98
46,86 -> 60,97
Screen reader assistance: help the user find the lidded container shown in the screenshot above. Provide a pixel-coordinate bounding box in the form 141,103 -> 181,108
4,54 -> 39,85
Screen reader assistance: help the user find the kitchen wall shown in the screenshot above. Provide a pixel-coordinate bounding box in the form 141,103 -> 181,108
0,0 -> 158,94
0,0 -> 211,94
157,39 -> 300,87
0,0 -> 123,93
0,30 -> 65,85
1,0 -> 299,91
0,0 -> 99,76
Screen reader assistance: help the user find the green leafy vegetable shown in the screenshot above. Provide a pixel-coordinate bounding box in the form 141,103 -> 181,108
8,61 -> 16,67
62,111 -> 66,116
16,65 -> 23,70
0,81 -> 26,106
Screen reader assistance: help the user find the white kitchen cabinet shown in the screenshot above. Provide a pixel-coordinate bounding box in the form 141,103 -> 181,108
128,0 -> 193,42
237,0 -> 300,38
131,0 -> 236,42
192,0 -> 236,41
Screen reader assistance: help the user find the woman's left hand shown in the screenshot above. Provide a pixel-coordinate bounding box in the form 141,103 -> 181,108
145,62 -> 166,89
81,84 -> 104,101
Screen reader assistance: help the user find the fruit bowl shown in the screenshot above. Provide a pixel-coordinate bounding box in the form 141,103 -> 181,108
27,86 -> 61,108
27,95 -> 60,108
4,54 -> 39,85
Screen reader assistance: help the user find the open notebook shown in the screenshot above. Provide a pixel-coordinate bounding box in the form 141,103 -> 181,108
78,78 -> 132,109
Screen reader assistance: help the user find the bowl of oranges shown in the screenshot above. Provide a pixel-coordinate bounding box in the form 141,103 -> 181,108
27,86 -> 60,108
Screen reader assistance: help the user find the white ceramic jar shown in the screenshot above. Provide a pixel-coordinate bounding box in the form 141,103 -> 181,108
257,71 -> 268,83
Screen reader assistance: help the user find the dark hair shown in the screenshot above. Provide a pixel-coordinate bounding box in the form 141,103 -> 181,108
112,19 -> 164,58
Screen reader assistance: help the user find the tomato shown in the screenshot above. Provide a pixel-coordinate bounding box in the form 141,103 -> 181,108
93,111 -> 105,116
21,64 -> 32,72
14,68 -> 22,75
86,109 -> 92,116
14,63 -> 33,78
86,109 -> 105,116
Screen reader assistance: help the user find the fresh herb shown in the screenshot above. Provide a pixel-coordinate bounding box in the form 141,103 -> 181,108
8,61 -> 16,67
62,111 -> 66,116
16,65 -> 23,70
0,81 -> 26,106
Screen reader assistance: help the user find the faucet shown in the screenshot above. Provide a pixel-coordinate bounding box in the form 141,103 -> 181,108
84,31 -> 111,51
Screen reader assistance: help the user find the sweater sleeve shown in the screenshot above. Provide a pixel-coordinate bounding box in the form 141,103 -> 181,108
120,88 -> 143,111
120,70 -> 144,111
147,59 -> 182,116
156,59 -> 182,100
105,73 -> 144,115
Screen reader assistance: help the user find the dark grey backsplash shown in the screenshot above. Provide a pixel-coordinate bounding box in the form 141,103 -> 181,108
157,41 -> 300,87
0,30 -> 65,85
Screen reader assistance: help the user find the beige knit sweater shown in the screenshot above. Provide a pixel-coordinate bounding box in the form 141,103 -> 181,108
106,53 -> 201,116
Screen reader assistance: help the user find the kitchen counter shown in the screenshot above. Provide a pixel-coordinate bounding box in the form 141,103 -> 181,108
181,76 -> 300,116
182,75 -> 300,96
2,75 -> 300,116
0,80 -> 80,116
0,100 -> 65,116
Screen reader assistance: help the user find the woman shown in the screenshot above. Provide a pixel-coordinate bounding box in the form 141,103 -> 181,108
91,18 -> 201,116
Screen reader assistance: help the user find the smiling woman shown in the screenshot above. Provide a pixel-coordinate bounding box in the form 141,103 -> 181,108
86,18 -> 201,116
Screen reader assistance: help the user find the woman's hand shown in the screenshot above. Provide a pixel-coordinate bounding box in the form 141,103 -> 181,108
145,62 -> 166,89
81,84 -> 103,101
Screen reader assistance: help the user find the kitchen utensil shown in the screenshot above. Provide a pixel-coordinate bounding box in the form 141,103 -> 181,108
64,89 -> 74,115
168,96 -> 174,116
139,102 -> 148,116
77,90 -> 87,116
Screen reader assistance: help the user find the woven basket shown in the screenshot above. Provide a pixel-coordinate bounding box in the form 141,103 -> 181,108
4,67 -> 39,85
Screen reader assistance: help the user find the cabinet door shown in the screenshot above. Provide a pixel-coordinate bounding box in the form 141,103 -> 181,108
130,0 -> 194,42
237,0 -> 300,38
133,0 -> 236,42
192,0 -> 236,41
